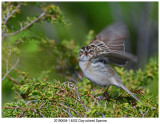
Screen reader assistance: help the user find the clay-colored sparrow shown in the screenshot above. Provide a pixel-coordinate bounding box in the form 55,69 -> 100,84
78,23 -> 139,101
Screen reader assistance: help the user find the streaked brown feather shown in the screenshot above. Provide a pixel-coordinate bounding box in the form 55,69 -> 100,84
89,22 -> 128,53
93,52 -> 138,66
89,22 -> 138,66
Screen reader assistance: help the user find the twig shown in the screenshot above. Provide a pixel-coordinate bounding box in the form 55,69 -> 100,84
62,82 -> 89,112
39,102 -> 45,109
2,72 -> 21,85
15,91 -> 23,99
93,98 -> 100,106
55,86 -> 76,100
58,106 -> 74,118
96,112 -> 105,118
32,108 -> 45,118
140,109 -> 149,117
26,100 -> 45,117
20,110 -> 24,118
2,57 -> 19,81
101,114 -> 105,118
104,101 -> 107,110
3,106 -> 45,117
59,103 -> 82,117
26,100 -> 37,105
15,39 -> 23,45
3,106 -> 27,118
54,82 -> 88,117
3,106 -> 27,110
3,2 -> 22,25
7,11 -> 46,36
74,86 -> 89,112
2,58 -> 21,73
6,50 -> 12,73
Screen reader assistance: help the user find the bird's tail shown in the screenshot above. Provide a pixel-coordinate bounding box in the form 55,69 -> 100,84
118,83 -> 140,101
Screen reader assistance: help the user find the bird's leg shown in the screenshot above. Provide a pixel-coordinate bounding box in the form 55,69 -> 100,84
103,87 -> 110,99
94,88 -> 104,97
88,88 -> 95,100
103,87 -> 109,94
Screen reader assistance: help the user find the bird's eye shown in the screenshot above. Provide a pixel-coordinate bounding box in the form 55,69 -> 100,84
100,60 -> 105,63
79,50 -> 84,55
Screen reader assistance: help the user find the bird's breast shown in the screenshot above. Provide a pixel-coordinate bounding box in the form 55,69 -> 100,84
79,61 -> 111,87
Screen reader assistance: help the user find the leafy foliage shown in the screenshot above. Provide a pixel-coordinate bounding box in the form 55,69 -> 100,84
2,2 -> 67,38
2,57 -> 158,117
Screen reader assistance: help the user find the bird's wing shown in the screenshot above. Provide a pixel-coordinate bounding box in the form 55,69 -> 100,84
92,52 -> 138,66
89,22 -> 138,66
89,22 -> 127,53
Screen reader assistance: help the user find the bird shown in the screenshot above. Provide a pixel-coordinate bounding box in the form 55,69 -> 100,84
78,22 -> 140,101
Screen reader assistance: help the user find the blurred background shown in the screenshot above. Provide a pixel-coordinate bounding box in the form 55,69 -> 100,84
2,2 -> 158,105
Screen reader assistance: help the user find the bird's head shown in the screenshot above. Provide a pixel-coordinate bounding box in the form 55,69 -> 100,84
78,45 -> 95,62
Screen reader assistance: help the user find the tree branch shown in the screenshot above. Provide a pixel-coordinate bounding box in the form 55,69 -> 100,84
2,58 -> 21,73
6,50 -> 12,73
6,11 -> 46,37
140,109 -> 149,117
3,106 -> 45,118
2,57 -> 19,81
74,85 -> 89,112
3,2 -> 22,25
58,103 -> 82,117
58,106 -> 74,117
32,108 -> 45,118
2,72 -> 21,85
58,82 -> 89,112
3,106 -> 27,110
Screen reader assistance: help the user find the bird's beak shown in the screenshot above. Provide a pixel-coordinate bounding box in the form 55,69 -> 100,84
85,51 -> 88,56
